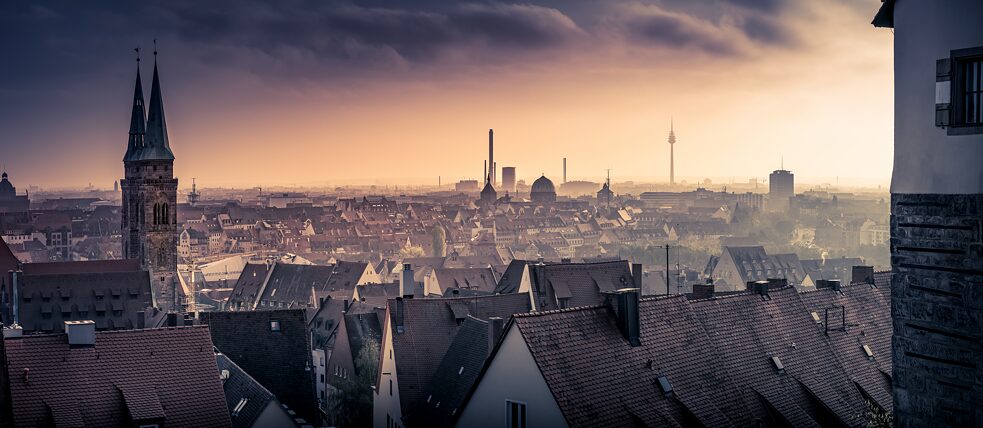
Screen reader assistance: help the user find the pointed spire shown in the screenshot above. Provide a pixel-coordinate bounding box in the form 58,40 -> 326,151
143,41 -> 175,161
124,48 -> 147,162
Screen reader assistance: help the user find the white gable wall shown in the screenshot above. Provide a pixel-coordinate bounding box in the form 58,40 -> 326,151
455,325 -> 568,428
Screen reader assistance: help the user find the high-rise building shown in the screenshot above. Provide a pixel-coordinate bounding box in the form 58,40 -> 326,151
501,167 -> 516,194
120,51 -> 179,311
668,120 -> 676,185
874,1 -> 983,424
768,168 -> 794,211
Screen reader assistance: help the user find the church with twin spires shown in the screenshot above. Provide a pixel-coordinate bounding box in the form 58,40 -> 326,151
120,51 -> 180,311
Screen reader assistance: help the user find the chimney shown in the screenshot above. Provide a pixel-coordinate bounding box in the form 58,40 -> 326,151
11,270 -> 20,325
749,280 -> 770,297
487,317 -> 504,357
605,289 -> 641,346
395,297 -> 405,334
65,320 -> 95,346
2,324 -> 22,339
563,158 -> 567,183
852,266 -> 875,285
631,263 -> 643,290
166,312 -> 182,327
136,311 -> 146,329
343,299 -> 350,312
766,278 -> 788,289
401,263 -> 414,298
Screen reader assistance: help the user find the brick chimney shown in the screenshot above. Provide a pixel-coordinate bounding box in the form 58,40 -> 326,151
631,263 -> 643,290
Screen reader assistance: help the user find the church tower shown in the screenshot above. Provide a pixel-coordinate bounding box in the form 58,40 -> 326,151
121,50 -> 179,311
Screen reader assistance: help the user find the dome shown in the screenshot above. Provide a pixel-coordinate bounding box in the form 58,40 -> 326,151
531,175 -> 555,194
0,173 -> 15,198
530,175 -> 557,204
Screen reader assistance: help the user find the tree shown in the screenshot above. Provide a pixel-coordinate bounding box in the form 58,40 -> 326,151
400,245 -> 426,258
431,225 -> 447,257
327,340 -> 380,427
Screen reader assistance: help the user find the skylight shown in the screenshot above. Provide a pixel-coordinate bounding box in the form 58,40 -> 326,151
811,311 -> 821,322
862,344 -> 874,358
770,356 -> 785,373
657,376 -> 673,395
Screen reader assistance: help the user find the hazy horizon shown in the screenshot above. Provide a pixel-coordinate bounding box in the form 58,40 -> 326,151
1,0 -> 892,189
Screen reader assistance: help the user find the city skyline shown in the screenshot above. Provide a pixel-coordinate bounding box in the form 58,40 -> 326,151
0,0 -> 892,189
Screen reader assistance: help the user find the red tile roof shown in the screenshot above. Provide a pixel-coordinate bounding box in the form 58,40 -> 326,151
2,326 -> 231,427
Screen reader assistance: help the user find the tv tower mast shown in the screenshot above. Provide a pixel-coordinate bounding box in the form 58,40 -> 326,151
668,119 -> 676,186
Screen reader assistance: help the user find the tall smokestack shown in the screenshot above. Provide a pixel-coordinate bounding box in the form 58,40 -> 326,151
488,129 -> 495,185
563,158 -> 567,183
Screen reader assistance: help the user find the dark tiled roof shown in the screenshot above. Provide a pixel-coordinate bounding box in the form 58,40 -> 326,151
3,326 -> 231,427
388,293 -> 531,415
258,263 -> 336,309
510,295 -> 759,427
200,310 -> 318,423
16,271 -> 153,332
433,267 -> 497,294
529,260 -> 635,311
326,260 -> 368,290
216,353 -> 277,428
494,259 -> 528,294
343,310 -> 383,376
406,316 -> 492,427
798,281 -> 893,412
21,259 -> 141,275
690,287 -> 868,426
226,263 -> 271,310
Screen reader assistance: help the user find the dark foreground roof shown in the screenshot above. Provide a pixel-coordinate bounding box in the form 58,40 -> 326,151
460,282 -> 886,427
201,310 -> 317,424
3,326 -> 231,427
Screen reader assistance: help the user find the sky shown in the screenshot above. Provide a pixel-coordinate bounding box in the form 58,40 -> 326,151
0,0 -> 893,189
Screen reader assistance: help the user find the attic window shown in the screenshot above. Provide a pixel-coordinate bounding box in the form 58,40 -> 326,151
270,320 -> 281,332
770,356 -> 785,374
657,376 -> 673,396
862,344 -> 874,359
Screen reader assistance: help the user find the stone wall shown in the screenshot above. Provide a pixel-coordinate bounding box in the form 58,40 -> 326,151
891,193 -> 983,426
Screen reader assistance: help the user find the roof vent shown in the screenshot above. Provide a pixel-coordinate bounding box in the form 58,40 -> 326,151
220,369 -> 231,381
65,320 -> 96,346
657,376 -> 673,396
770,356 -> 785,374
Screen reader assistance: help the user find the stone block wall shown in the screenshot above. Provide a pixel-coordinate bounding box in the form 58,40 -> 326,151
891,193 -> 983,427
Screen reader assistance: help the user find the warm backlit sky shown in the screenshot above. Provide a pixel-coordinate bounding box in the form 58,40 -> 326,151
0,0 -> 892,189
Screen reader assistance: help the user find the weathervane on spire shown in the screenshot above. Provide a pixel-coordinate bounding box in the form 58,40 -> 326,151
153,39 -> 158,61
134,47 -> 140,63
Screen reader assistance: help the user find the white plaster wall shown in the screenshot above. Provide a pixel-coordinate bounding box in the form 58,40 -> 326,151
892,0 -> 983,194
455,326 -> 568,428
373,311 -> 403,428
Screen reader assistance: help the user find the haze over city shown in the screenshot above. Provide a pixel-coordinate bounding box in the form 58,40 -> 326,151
0,1 -> 979,427
2,0 -> 892,189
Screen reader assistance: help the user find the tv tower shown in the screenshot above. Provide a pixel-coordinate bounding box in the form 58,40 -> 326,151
668,119 -> 677,186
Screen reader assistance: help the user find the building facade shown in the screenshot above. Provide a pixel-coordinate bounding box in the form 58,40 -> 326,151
874,1 -> 983,425
768,169 -> 794,211
120,57 -> 179,310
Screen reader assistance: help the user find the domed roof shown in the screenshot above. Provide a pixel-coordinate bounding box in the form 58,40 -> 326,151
0,173 -> 14,198
531,175 -> 555,195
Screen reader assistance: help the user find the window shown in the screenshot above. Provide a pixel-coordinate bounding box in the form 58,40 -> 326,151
941,47 -> 983,135
270,319 -> 281,332
506,400 -> 526,428
389,379 -> 393,396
